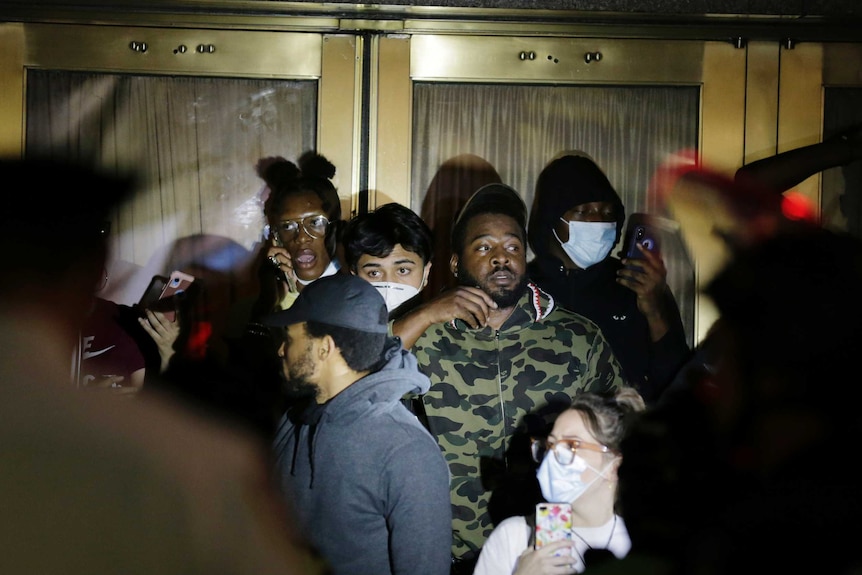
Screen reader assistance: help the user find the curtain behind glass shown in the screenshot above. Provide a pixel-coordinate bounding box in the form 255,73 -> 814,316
26,70 -> 316,305
412,82 -> 698,345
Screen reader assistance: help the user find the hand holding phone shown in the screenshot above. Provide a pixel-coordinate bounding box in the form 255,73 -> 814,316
268,225 -> 298,293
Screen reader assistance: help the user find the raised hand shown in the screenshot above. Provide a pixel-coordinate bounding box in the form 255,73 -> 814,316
618,244 -> 672,341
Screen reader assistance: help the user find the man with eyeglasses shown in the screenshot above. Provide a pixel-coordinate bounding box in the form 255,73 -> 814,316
267,273 -> 452,575
392,183 -> 628,574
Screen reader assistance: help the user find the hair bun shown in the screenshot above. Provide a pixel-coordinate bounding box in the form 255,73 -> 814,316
615,387 -> 647,413
298,151 -> 336,181
257,156 -> 300,189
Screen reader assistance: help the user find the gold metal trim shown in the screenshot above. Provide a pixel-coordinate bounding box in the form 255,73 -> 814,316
320,33 -> 361,219
0,23 -> 25,156
24,23 -> 322,78
410,35 -> 704,83
3,2 -> 862,43
777,42 -> 823,213
366,34 -> 380,211
373,34 -> 411,208
696,41 -> 746,343
742,41 -> 780,165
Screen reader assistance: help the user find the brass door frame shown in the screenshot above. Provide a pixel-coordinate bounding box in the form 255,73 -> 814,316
0,23 -> 25,157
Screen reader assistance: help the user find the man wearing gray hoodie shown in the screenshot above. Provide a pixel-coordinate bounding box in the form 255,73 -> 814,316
268,273 -> 452,575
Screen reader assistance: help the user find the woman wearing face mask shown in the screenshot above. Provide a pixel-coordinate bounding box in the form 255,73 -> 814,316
527,154 -> 688,404
473,388 -> 645,575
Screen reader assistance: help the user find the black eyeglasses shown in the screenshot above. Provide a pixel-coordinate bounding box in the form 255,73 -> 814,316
276,214 -> 329,240
530,437 -> 610,465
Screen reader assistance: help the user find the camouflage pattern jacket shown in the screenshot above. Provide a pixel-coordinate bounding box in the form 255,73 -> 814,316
412,282 -> 626,560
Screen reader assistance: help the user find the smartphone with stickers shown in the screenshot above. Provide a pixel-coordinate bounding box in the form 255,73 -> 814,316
535,502 -> 573,553
152,270 -> 195,322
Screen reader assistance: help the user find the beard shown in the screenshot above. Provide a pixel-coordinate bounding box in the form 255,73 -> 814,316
459,264 -> 527,309
281,343 -> 319,403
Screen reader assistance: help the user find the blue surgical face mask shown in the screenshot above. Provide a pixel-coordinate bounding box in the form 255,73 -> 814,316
536,451 -> 614,504
554,219 -> 617,269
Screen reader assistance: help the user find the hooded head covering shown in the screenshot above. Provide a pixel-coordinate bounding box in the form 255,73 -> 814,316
528,154 -> 625,260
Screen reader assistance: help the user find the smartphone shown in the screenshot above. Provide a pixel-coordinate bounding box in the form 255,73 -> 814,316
153,270 -> 195,321
623,213 -> 661,262
267,225 -> 297,293
535,502 -> 573,553
137,274 -> 169,312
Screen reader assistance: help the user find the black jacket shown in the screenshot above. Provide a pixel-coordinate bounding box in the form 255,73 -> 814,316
528,254 -> 688,402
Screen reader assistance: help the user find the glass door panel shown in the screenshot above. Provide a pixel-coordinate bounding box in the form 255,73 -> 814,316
376,35 -> 748,346
411,83 -> 698,225
27,70 -> 317,258
411,82 -> 698,345
823,87 -> 862,237
778,42 -> 862,236
26,69 -> 317,307
16,24 -> 359,310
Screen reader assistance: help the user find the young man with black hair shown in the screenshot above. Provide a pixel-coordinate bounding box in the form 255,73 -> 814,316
392,183 -> 627,572
342,202 -> 434,318
268,273 -> 452,575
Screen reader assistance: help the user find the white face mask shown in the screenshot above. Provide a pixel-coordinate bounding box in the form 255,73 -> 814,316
554,219 -> 617,269
369,281 -> 420,313
536,451 -> 613,504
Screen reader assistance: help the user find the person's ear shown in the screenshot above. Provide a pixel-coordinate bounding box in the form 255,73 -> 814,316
607,456 -> 622,482
421,261 -> 432,288
449,254 -> 459,278
317,334 -> 334,360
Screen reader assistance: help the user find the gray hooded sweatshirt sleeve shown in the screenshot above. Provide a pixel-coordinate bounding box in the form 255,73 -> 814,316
273,337 -> 452,575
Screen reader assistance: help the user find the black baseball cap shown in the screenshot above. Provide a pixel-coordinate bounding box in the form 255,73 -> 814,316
452,183 -> 528,246
264,273 -> 389,334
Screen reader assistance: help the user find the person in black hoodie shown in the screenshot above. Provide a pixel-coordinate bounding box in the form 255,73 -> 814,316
268,273 -> 452,575
527,153 -> 689,402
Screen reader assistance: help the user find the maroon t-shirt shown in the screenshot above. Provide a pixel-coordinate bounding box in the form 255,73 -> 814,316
79,298 -> 146,386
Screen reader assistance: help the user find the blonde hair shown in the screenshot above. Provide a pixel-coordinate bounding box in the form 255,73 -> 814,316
569,388 -> 646,453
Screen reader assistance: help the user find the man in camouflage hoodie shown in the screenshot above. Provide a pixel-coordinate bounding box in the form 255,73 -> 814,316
393,183 -> 627,571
